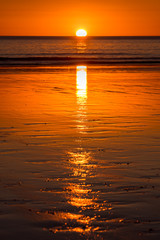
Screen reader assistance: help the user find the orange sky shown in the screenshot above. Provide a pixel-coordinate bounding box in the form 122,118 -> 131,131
0,0 -> 160,36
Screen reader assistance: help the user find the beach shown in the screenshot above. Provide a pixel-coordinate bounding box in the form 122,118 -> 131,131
0,37 -> 160,239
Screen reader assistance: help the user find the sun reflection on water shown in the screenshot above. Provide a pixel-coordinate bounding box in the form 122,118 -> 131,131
76,66 -> 87,104
65,69 -> 99,229
38,67 -> 116,237
61,67 -> 113,234
76,66 -> 88,133
76,38 -> 87,54
65,149 -> 98,231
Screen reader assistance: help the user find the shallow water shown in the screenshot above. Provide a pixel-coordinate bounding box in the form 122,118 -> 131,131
0,65 -> 160,240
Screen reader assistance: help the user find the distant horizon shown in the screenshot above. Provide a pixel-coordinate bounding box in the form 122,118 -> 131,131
0,35 -> 160,37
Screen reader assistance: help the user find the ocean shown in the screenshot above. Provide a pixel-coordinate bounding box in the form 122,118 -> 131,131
0,36 -> 160,240
0,36 -> 160,65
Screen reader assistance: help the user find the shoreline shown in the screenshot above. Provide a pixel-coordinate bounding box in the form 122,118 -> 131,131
1,62 -> 160,68
0,64 -> 160,72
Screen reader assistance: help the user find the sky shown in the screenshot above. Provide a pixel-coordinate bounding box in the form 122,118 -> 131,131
0,0 -> 160,36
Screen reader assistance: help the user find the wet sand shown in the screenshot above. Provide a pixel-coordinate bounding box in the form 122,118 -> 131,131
0,65 -> 160,239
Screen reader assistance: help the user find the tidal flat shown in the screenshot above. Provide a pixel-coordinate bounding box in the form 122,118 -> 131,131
0,65 -> 160,240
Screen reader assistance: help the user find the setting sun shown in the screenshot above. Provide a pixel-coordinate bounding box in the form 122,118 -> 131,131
76,29 -> 87,37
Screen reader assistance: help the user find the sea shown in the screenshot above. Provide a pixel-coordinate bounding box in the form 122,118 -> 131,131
0,36 -> 160,240
0,36 -> 160,66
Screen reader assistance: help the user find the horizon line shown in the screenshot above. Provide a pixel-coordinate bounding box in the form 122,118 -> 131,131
0,35 -> 160,37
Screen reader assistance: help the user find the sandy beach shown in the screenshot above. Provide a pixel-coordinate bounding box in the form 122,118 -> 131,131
0,64 -> 160,239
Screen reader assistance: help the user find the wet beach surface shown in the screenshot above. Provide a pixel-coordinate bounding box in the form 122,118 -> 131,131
0,65 -> 160,239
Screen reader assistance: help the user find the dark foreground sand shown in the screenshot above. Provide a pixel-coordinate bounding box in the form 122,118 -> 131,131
0,65 -> 160,239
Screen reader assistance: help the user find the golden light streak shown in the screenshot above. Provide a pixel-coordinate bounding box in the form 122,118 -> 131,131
76,66 -> 87,104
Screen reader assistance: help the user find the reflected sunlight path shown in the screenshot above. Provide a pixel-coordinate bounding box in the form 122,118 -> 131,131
76,66 -> 87,133
64,66 -> 108,234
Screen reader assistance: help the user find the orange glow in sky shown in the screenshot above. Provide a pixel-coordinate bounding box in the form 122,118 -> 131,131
0,0 -> 160,36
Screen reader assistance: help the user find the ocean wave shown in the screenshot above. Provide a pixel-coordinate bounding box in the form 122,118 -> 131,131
0,56 -> 160,66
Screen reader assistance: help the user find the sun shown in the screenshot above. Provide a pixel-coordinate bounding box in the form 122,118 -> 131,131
76,29 -> 87,37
